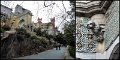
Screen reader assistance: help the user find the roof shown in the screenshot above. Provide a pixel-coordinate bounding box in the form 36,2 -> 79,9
1,4 -> 12,11
15,4 -> 33,16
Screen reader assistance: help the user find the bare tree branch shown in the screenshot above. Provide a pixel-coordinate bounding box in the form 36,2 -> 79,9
19,1 -> 24,6
57,14 -> 71,29
38,2 -> 55,11
55,3 -> 63,12
62,1 -> 66,13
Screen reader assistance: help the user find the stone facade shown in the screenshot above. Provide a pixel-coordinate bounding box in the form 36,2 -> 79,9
76,1 -> 119,59
104,1 -> 119,50
34,17 -> 57,36
15,5 -> 33,27
13,5 -> 34,32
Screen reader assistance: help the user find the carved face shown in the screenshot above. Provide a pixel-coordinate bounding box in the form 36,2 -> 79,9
87,22 -> 96,29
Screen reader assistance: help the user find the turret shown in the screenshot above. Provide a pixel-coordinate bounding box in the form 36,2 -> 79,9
37,17 -> 42,24
50,17 -> 55,28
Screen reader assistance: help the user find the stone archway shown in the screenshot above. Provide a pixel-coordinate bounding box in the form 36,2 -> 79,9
109,43 -> 119,59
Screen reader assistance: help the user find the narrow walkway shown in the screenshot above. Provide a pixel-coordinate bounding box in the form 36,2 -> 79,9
14,47 -> 66,59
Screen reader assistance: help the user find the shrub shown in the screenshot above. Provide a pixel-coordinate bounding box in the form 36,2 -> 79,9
40,37 -> 48,45
17,34 -> 24,42
30,36 -> 37,40
68,46 -> 75,58
0,28 -> 5,33
2,25 -> 11,31
25,32 -> 31,38
16,28 -> 26,35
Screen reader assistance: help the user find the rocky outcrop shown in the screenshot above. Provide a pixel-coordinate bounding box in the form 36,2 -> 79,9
1,32 -> 54,59
1,34 -> 18,58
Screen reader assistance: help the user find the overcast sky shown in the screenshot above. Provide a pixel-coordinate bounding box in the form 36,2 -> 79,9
1,1 -> 72,32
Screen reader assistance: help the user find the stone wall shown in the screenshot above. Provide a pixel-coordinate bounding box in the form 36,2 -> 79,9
104,1 -> 119,50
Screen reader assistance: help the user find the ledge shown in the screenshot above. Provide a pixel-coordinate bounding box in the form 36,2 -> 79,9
64,46 -> 74,59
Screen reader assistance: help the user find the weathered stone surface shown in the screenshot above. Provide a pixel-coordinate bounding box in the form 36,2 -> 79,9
104,1 -> 119,50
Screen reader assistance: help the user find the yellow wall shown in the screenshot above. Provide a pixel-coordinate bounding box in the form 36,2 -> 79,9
10,16 -> 19,29
15,12 -> 32,28
1,12 -> 33,31
1,21 -> 5,27
21,13 -> 32,25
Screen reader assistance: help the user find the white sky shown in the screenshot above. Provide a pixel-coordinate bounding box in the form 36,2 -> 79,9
1,1 -> 72,32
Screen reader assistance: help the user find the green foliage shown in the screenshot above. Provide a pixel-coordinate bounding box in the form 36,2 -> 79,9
16,28 -> 31,40
16,28 -> 31,42
35,37 -> 48,46
2,25 -> 11,31
20,28 -> 26,32
17,34 -> 24,41
64,20 -> 76,58
34,27 -> 43,36
25,32 -> 31,38
16,28 -> 27,35
0,27 -> 5,33
54,33 -> 67,45
45,34 -> 52,40
64,20 -> 75,47
34,27 -> 54,45
42,30 -> 48,37
19,19 -> 25,24
30,35 -> 37,40
40,37 -> 48,45
68,46 -> 75,58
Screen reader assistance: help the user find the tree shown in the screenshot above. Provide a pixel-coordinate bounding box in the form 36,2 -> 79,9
64,20 -> 75,47
2,25 -> 11,31
64,20 -> 76,58
53,32 -> 67,46
34,27 -> 42,36
19,19 -> 25,24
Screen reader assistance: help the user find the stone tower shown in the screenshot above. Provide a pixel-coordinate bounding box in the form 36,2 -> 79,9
37,17 -> 42,24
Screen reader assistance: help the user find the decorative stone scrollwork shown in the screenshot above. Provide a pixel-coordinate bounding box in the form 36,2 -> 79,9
86,41 -> 96,52
76,17 -> 97,53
